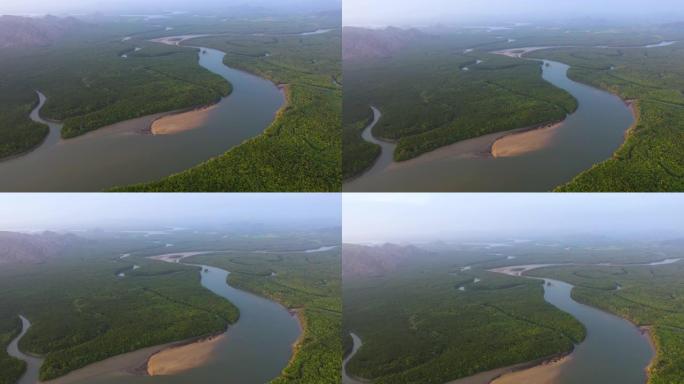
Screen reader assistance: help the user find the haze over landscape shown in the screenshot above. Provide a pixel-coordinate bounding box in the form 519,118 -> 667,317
344,0 -> 684,27
0,193 -> 341,231
0,0 -> 341,15
343,194 -> 684,243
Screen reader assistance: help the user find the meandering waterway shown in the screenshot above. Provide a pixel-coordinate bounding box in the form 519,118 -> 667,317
344,44 -> 656,191
6,316 -> 44,384
0,38 -> 284,191
342,333 -> 365,384
477,263 -> 658,384
36,249 -> 310,384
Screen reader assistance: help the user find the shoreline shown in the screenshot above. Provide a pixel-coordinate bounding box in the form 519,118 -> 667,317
640,326 -> 657,381
284,308 -> 306,369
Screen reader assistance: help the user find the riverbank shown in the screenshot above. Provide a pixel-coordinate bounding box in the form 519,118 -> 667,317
641,326 -> 657,381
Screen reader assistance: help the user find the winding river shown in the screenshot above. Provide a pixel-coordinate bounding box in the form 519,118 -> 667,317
20,248 -> 312,384
0,39 -> 284,191
477,263 -> 657,384
356,107 -> 395,180
342,333 -> 365,384
344,51 -> 637,192
6,316 -> 44,384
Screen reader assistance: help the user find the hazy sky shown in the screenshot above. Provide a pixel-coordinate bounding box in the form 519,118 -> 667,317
0,0 -> 339,15
0,193 -> 341,231
344,0 -> 684,27
343,194 -> 684,243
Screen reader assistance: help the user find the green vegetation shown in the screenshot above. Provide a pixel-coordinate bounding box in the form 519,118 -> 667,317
0,28 -> 230,152
116,26 -> 341,192
343,246 -> 585,383
0,239 -> 237,381
527,261 -> 684,384
0,227 -> 340,384
343,32 -> 577,179
188,246 -> 342,384
525,44 -> 684,191
344,25 -> 684,190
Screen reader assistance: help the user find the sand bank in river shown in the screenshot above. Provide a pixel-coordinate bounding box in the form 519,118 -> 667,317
489,264 -> 562,277
148,251 -> 213,263
44,342 -> 177,383
147,334 -> 225,376
149,34 -> 213,46
445,354 -> 568,384
387,126 -> 532,171
491,122 -> 563,158
493,47 -> 557,58
150,105 -> 216,135
491,355 -> 569,384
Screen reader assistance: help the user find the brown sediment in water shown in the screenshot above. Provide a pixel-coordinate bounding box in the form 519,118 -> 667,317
150,104 -> 217,135
146,333 -> 226,376
491,121 -> 564,158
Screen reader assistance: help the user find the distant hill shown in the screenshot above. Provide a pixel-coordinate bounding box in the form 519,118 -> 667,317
0,231 -> 81,264
342,243 -> 429,278
0,15 -> 86,49
342,26 -> 426,61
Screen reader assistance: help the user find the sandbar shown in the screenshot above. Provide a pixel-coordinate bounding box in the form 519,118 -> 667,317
491,122 -> 563,157
491,354 -> 569,384
150,105 -> 216,135
146,334 -> 225,376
